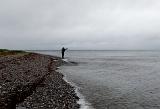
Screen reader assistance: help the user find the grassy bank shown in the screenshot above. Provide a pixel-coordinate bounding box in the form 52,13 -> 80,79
0,49 -> 27,56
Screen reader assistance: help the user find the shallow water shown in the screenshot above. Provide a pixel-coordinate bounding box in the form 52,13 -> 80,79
33,50 -> 160,109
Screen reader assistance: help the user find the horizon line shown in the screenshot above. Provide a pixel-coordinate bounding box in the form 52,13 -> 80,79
25,49 -> 160,51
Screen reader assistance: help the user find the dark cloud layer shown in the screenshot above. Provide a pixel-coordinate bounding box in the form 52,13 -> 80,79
0,0 -> 160,50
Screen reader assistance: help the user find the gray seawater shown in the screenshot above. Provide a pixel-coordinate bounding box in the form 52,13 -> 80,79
32,50 -> 160,109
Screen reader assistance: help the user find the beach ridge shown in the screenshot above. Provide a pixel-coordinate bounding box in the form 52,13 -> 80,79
0,52 -> 80,109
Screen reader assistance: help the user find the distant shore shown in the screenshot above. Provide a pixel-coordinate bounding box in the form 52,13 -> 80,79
0,51 -> 80,109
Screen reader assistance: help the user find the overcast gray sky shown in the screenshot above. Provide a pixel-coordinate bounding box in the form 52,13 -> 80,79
1,0 -> 160,50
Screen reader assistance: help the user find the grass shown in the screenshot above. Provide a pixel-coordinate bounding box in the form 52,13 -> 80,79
0,49 -> 27,56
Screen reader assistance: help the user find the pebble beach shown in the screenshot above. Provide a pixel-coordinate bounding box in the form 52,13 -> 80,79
0,52 -> 80,109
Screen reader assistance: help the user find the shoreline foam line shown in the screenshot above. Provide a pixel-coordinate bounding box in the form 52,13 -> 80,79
62,76 -> 94,109
60,58 -> 94,109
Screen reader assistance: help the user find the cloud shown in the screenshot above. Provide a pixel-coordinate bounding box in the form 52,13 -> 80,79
0,0 -> 160,50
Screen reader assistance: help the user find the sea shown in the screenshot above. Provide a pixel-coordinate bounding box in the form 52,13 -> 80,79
31,50 -> 160,109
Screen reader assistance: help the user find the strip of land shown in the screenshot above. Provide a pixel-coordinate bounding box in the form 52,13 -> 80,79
0,50 -> 80,109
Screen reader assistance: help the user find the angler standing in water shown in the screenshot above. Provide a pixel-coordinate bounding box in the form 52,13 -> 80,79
61,47 -> 68,59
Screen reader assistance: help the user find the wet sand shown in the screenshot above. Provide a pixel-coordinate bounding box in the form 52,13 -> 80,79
0,53 -> 80,109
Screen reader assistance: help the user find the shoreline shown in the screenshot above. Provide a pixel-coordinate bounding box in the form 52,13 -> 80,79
58,59 -> 94,109
0,52 -> 80,109
62,75 -> 93,109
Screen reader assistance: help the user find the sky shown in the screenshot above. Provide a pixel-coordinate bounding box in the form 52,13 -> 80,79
1,0 -> 160,50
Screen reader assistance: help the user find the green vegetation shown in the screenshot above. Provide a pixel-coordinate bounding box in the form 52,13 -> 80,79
0,49 -> 27,56
0,49 -> 9,52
